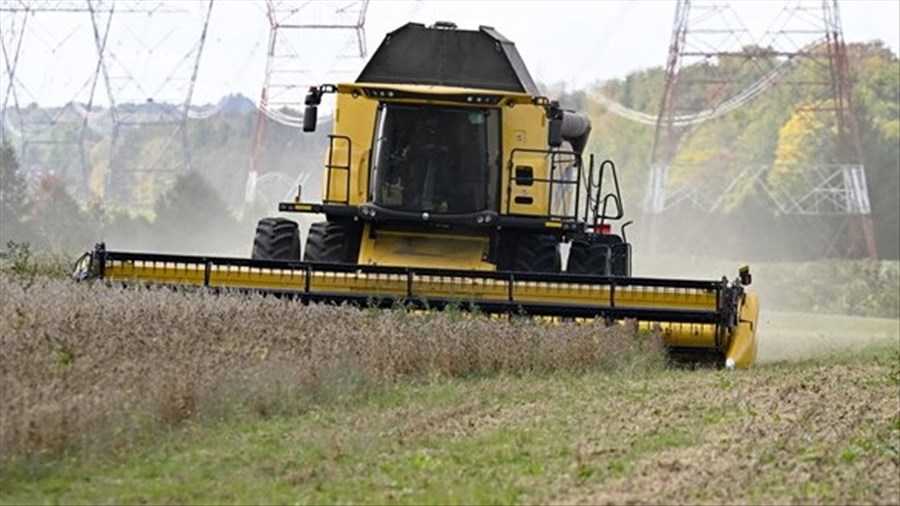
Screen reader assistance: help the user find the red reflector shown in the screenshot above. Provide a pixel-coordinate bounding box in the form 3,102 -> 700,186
595,223 -> 612,235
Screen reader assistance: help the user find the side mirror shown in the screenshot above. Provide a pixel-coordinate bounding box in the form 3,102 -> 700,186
739,265 -> 752,286
547,101 -> 563,148
303,86 -> 322,133
303,105 -> 318,132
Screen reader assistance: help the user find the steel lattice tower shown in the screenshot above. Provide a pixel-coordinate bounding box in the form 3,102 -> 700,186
1,1 -> 176,198
244,0 -> 369,209
645,0 -> 877,259
87,0 -> 214,204
1,0 -> 214,205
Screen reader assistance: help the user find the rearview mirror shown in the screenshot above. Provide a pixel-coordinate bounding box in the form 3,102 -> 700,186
303,86 -> 322,133
547,101 -> 563,148
303,105 -> 318,132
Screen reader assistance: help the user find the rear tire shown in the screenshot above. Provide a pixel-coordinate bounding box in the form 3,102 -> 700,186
567,241 -> 608,275
504,233 -> 561,273
567,236 -> 631,276
303,221 -> 361,263
251,217 -> 300,261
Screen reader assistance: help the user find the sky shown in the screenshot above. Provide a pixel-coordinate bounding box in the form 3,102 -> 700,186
1,0 -> 898,108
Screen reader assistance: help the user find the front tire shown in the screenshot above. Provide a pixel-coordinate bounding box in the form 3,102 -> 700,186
303,221 -> 361,263
503,233 -> 561,273
251,217 -> 301,261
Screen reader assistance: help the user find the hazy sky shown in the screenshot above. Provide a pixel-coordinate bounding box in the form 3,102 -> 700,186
1,0 -> 898,108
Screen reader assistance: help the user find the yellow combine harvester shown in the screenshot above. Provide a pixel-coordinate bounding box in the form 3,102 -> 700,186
75,22 -> 759,368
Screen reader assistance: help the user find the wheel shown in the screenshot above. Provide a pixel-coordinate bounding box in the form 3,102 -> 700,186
504,233 -> 561,273
609,242 -> 631,277
567,241 -> 609,275
567,236 -> 631,276
303,221 -> 361,263
251,217 -> 300,261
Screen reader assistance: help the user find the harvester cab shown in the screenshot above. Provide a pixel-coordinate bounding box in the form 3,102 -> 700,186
74,22 -> 759,368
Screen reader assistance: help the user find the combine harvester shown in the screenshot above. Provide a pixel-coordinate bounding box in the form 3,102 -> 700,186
75,22 -> 758,368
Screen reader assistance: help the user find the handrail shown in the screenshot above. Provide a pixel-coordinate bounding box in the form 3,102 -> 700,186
505,147 -> 583,221
596,159 -> 624,225
324,134 -> 353,205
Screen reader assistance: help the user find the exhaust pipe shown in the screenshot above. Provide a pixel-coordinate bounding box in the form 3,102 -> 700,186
561,111 -> 591,154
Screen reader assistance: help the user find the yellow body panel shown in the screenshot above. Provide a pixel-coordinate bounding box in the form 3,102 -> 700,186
501,104 -> 550,216
357,225 -> 494,270
328,82 -> 552,218
325,90 -> 378,205
725,292 -> 759,368
347,82 -> 533,104
639,321 -> 717,348
105,260 -> 719,312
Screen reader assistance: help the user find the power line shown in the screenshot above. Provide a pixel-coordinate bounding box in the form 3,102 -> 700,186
640,0 -> 876,259
244,0 -> 369,208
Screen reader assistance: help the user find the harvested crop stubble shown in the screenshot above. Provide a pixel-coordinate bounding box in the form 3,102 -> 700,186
0,276 -> 664,461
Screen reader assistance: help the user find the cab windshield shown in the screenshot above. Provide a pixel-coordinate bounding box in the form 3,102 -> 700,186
370,104 -> 500,214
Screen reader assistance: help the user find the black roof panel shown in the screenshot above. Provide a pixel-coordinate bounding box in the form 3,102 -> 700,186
357,23 -> 540,95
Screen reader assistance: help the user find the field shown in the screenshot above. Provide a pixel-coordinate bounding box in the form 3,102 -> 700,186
1,269 -> 898,504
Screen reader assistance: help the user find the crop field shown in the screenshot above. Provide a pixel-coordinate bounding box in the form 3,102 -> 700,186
1,269 -> 898,505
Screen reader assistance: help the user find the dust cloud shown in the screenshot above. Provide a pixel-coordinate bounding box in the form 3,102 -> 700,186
629,214 -> 899,363
755,311 -> 899,363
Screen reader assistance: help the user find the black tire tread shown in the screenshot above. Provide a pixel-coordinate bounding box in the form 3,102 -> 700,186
509,234 -> 561,273
303,221 -> 361,263
567,241 -> 609,275
251,217 -> 300,261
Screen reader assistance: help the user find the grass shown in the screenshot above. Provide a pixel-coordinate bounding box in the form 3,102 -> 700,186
756,310 -> 900,363
0,242 -> 74,281
2,346 -> 897,505
0,274 -> 665,473
1,256 -> 898,504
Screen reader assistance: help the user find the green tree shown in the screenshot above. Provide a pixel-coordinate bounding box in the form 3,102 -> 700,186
29,174 -> 94,251
851,42 -> 900,258
0,140 -> 29,244
768,101 -> 835,191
